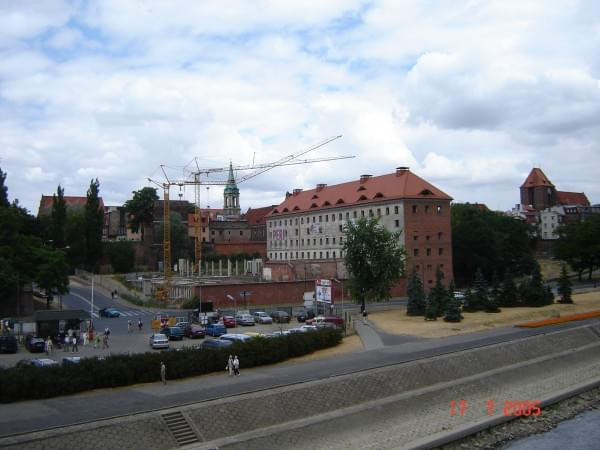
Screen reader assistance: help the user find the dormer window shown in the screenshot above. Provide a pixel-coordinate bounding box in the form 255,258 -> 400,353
312,194 -> 319,199
358,195 -> 368,201
419,189 -> 434,196
357,185 -> 366,191
323,201 -> 331,206
336,199 -> 345,204
310,203 -> 318,208
373,192 -> 384,199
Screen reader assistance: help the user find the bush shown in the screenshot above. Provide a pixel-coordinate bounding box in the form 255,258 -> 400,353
0,328 -> 342,403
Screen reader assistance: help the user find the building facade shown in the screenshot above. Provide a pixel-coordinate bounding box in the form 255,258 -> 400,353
265,167 -> 453,288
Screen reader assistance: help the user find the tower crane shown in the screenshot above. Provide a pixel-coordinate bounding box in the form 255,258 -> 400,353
149,135 -> 351,301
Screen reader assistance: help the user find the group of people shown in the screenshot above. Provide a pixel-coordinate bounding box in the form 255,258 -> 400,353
61,329 -> 86,352
226,355 -> 241,376
126,319 -> 143,333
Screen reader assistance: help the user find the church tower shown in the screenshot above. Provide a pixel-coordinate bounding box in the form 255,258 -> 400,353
223,162 -> 241,218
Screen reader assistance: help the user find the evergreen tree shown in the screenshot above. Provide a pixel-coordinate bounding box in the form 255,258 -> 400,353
0,167 -> 9,208
444,281 -> 463,322
498,272 -> 519,307
406,267 -> 426,316
428,267 -> 448,317
557,263 -> 573,304
464,268 -> 487,312
50,185 -> 67,249
520,262 -> 553,307
84,178 -> 104,271
462,287 -> 475,312
424,293 -> 438,320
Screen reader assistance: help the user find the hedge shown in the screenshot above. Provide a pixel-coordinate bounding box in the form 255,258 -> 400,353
0,328 -> 342,403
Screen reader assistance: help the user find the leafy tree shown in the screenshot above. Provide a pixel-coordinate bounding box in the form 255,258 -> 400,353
343,217 -> 406,314
155,211 -> 192,269
84,178 -> 104,271
498,272 -> 519,307
124,187 -> 158,241
452,204 -> 536,286
444,281 -> 463,322
0,167 -> 9,208
555,216 -> 600,281
108,241 -> 136,273
406,267 -> 426,316
65,210 -> 87,268
557,263 -> 573,304
35,246 -> 69,307
50,185 -> 67,249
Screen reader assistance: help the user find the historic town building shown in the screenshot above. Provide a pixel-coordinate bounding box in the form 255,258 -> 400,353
265,167 -> 453,288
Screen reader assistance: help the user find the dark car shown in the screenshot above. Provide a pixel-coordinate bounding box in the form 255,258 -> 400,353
25,335 -> 46,353
161,326 -> 184,341
206,323 -> 227,337
0,334 -> 18,353
183,324 -> 206,339
99,307 -> 121,318
201,338 -> 232,350
296,310 -> 316,322
271,311 -> 291,323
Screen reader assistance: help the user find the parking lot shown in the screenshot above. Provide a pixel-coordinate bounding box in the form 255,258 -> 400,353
0,316 -> 329,368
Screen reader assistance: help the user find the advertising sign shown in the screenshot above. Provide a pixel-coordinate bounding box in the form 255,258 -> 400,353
315,279 -> 332,304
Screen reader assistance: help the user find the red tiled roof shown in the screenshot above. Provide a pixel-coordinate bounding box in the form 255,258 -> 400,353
187,209 -> 226,224
244,206 -> 277,225
520,168 -> 554,188
268,168 -> 452,216
557,191 -> 590,206
38,195 -> 104,216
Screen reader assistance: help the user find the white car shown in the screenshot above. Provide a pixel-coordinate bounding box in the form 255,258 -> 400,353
219,333 -> 252,343
252,311 -> 273,324
149,333 -> 170,349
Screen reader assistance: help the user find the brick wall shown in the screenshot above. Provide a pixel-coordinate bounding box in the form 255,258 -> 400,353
213,242 -> 267,258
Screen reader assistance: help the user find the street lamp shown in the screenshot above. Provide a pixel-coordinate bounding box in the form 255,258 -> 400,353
227,294 -> 236,329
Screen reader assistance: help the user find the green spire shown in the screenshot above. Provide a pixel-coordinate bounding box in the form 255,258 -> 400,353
224,162 -> 239,194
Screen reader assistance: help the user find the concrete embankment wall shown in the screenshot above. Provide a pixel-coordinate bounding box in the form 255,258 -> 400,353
3,323 -> 600,450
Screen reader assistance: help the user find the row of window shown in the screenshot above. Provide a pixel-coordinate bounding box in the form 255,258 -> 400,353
211,230 -> 245,236
270,250 -> 343,261
413,248 -> 444,256
270,236 -> 343,249
413,232 -> 444,241
268,205 -> 402,228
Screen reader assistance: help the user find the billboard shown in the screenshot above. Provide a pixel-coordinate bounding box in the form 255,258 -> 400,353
315,279 -> 332,304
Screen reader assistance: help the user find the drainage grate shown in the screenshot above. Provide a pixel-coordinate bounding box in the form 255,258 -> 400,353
162,411 -> 200,447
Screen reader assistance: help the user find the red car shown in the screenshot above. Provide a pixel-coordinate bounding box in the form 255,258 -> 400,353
222,316 -> 236,328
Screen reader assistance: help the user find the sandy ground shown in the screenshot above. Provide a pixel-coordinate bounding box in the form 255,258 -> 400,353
368,291 -> 600,338
277,334 -> 364,365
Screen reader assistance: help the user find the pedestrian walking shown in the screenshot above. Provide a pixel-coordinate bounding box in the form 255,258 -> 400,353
94,334 -> 100,349
160,361 -> 166,385
233,355 -> 240,376
63,334 -> 70,352
83,331 -> 88,347
127,320 -> 132,333
138,319 -> 143,332
72,335 -> 78,352
102,334 -> 109,349
45,337 -> 51,355
225,355 -> 234,376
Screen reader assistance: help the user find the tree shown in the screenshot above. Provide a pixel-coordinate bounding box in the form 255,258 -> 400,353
557,263 -> 573,304
35,246 -> 69,307
65,210 -> 86,268
555,216 -> 600,281
406,267 -> 426,316
124,187 -> 158,241
452,204 -> 536,286
0,167 -> 9,208
519,262 -> 553,307
108,241 -> 135,273
426,267 -> 448,318
343,217 -> 406,314
464,268 -> 487,312
444,281 -> 463,322
50,185 -> 67,249
497,272 -> 519,307
154,211 -> 192,270
84,178 -> 104,271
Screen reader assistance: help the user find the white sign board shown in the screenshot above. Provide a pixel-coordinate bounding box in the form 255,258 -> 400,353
315,279 -> 332,303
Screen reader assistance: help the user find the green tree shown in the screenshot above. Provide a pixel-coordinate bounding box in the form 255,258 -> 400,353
343,217 -> 406,314
519,262 -> 553,307
108,241 -> 136,273
452,204 -> 536,286
50,185 -> 67,249
497,272 -> 519,307
555,216 -> 600,281
557,263 -> 573,304
35,246 -> 69,307
427,267 -> 448,318
0,167 -> 9,208
464,268 -> 487,312
444,281 -> 463,322
65,210 -> 86,268
84,178 -> 104,271
406,267 -> 426,316
124,187 -> 158,241
155,211 -> 192,269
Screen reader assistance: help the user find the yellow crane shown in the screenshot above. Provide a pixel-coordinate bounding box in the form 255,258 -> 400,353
149,135 -> 350,301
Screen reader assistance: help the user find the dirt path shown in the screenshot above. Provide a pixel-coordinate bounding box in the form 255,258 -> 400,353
369,291 -> 600,338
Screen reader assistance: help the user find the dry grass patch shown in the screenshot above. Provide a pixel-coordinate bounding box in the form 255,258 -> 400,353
368,291 -> 600,338
276,335 -> 363,365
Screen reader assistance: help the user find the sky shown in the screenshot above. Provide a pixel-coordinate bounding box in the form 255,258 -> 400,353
1,0 -> 599,215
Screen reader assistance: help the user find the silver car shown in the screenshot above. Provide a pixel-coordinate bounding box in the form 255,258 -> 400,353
252,311 -> 273,324
149,333 -> 169,349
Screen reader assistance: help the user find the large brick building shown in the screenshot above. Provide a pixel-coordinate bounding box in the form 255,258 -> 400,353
265,167 -> 453,289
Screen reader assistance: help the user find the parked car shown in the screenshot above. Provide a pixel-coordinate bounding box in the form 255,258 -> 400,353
149,333 -> 170,349
0,334 -> 18,353
183,324 -> 206,339
174,321 -> 190,330
17,358 -> 59,368
25,335 -> 46,353
266,330 -> 290,338
252,311 -> 273,324
235,314 -> 256,326
206,323 -> 227,337
271,311 -> 291,323
308,316 -> 345,328
99,307 -> 121,318
219,333 -> 252,344
201,338 -> 233,350
62,356 -> 81,365
161,326 -> 184,341
222,316 -> 237,328
300,324 -> 318,332
296,309 -> 316,322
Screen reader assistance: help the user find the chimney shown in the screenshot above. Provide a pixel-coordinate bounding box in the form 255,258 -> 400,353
285,191 -> 292,199
396,166 -> 409,176
316,183 -> 327,192
293,188 -> 303,196
359,174 -> 372,184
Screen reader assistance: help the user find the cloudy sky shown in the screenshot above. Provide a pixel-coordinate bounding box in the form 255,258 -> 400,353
1,0 -> 599,215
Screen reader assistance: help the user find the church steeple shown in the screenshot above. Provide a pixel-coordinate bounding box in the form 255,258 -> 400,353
223,162 -> 240,217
